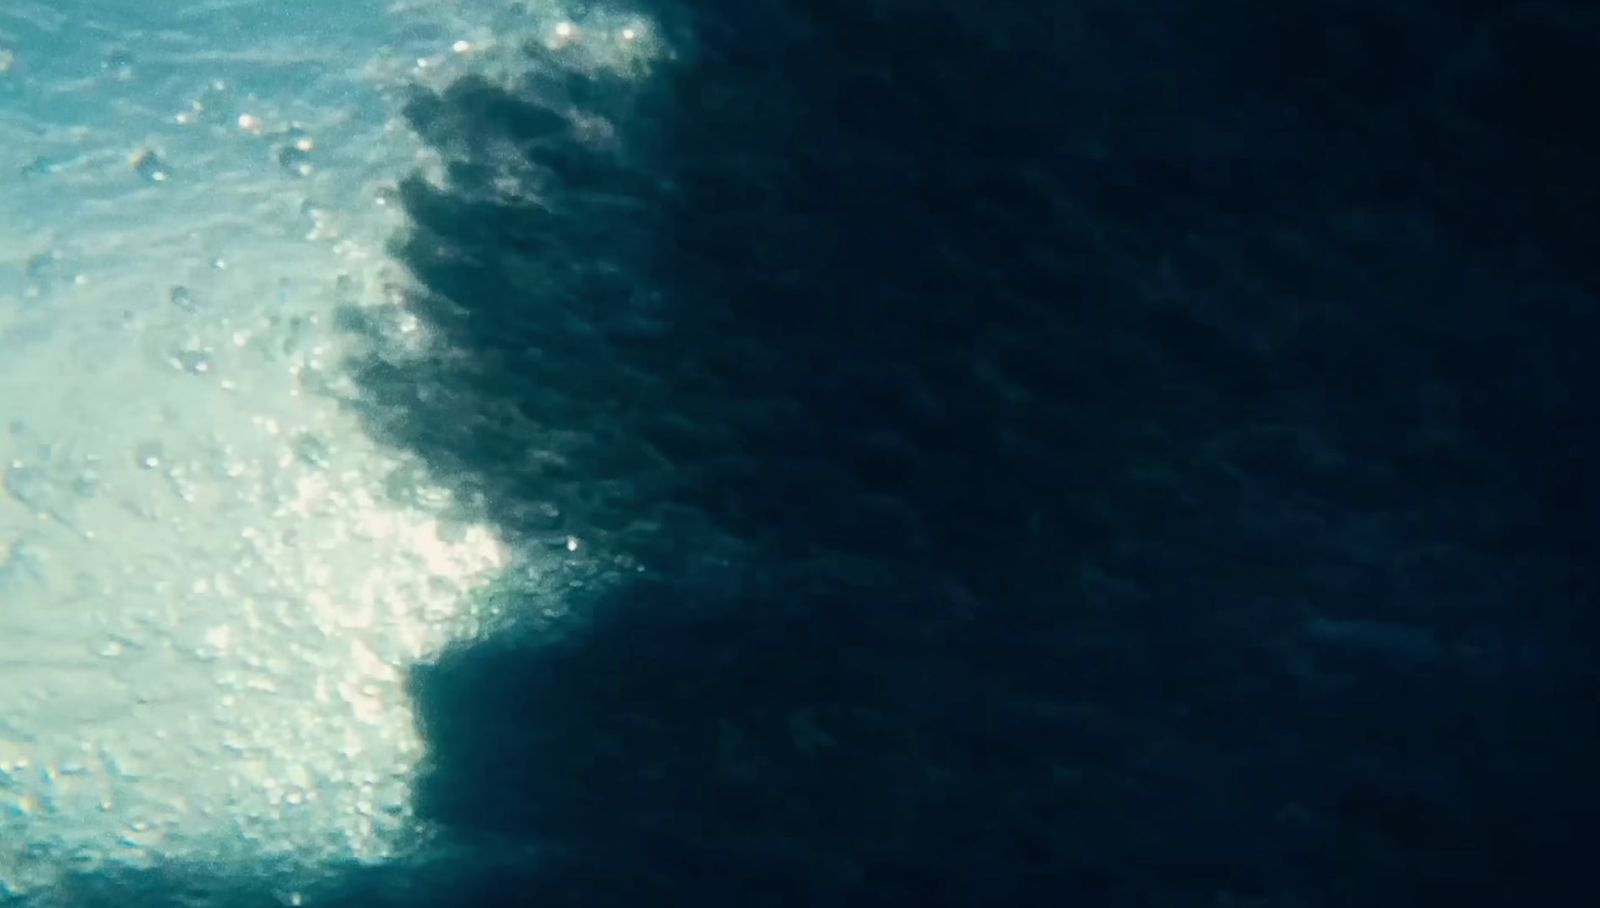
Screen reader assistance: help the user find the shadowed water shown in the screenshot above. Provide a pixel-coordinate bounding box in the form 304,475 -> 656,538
361,1 -> 1598,904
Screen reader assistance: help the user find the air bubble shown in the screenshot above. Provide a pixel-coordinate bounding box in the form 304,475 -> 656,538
278,144 -> 313,177
20,154 -> 67,178
132,149 -> 171,183
293,433 -> 331,470
189,80 -> 235,127
103,48 -> 134,80
134,443 -> 163,470
169,285 -> 197,311
172,349 -> 214,375
24,251 -> 59,292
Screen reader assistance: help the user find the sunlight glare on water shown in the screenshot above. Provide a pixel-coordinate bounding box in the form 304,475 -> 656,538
0,1 -> 660,900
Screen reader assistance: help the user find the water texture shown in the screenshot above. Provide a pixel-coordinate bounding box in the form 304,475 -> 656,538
3,1 -> 1598,906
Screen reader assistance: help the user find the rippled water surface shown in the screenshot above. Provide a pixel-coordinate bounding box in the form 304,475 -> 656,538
5,2 -> 1598,906
0,2 -> 658,899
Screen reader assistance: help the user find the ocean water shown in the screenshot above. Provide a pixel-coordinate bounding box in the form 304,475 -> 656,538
0,0 -> 656,900
3,1 -> 1597,906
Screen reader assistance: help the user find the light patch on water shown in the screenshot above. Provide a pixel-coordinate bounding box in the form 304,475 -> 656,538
0,0 -> 661,901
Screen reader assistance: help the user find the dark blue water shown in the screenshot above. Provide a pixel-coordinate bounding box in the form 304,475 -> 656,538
59,1 -> 1600,905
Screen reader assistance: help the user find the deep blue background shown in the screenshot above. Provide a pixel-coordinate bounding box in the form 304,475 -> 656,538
59,1 -> 1600,905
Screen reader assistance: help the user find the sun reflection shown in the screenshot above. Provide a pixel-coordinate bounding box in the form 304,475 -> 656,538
0,261 -> 510,899
1,1 -> 667,900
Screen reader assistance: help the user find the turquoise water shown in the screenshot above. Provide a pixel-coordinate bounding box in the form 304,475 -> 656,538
0,2 -> 658,901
